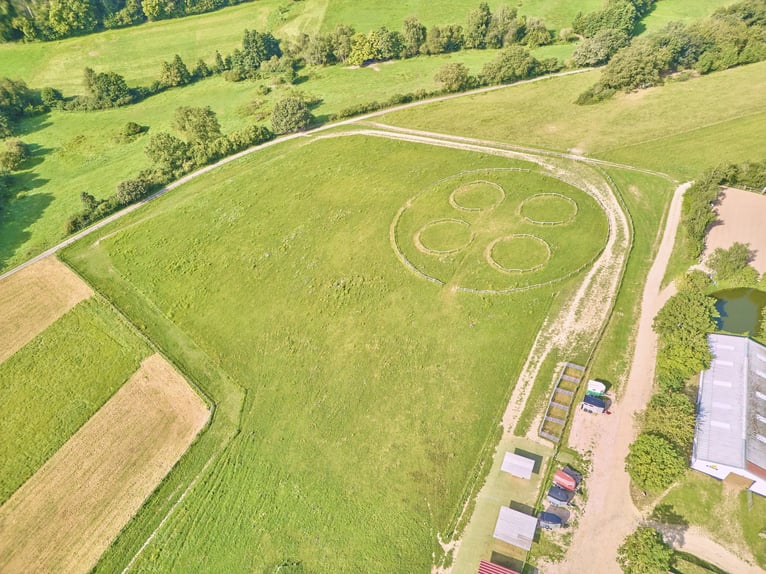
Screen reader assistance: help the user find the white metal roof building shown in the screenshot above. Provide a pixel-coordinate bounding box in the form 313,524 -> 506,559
692,333 -> 766,496
500,452 -> 535,480
492,507 -> 537,551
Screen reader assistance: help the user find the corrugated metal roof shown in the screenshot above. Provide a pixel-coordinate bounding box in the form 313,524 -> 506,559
695,334 -> 748,468
478,560 -> 521,574
500,452 -> 535,480
492,507 -> 537,551
694,334 -> 766,471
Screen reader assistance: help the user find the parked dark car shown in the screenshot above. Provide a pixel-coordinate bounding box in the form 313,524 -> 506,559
547,485 -> 574,507
538,511 -> 563,530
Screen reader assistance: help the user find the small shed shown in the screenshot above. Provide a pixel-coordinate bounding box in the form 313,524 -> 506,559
478,560 -> 521,574
493,507 -> 537,551
552,469 -> 577,492
501,452 -> 535,480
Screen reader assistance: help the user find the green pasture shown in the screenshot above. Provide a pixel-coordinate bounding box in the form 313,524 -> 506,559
0,0 -> 302,94
0,297 -> 150,505
380,61 -> 766,179
657,471 -> 766,567
0,48 -> 508,273
640,0 -> 738,36
63,134 -> 599,573
319,0 -> 600,33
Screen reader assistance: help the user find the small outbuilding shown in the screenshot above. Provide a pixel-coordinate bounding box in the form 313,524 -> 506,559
492,507 -> 537,551
501,452 -> 535,480
477,560 -> 521,574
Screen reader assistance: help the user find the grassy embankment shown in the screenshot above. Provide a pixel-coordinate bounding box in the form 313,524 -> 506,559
64,134 -> 607,572
0,297 -> 150,504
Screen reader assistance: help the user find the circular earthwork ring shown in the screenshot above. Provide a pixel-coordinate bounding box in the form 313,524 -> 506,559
414,218 -> 474,255
485,234 -> 552,274
448,180 -> 506,212
519,192 -> 579,225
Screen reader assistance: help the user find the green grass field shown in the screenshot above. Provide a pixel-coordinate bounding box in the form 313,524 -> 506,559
0,1 -> 305,94
62,134 -> 604,572
0,297 -> 150,505
319,0 -> 601,33
640,0 -> 738,35
380,61 -> 766,179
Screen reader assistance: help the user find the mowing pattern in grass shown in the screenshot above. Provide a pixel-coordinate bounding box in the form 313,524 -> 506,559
0,297 -> 150,505
64,136 -> 584,573
394,169 -> 608,293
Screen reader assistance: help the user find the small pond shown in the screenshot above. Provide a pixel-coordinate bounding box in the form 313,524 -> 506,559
712,288 -> 766,335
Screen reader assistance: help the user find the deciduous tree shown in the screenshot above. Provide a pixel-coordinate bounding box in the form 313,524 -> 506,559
625,433 -> 686,491
617,527 -> 673,574
271,97 -> 313,134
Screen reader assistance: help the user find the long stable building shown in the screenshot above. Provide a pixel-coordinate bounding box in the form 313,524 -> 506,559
691,333 -> 766,496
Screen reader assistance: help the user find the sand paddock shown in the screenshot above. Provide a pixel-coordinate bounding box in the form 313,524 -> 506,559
0,354 -> 209,574
705,187 -> 766,273
0,257 -> 93,363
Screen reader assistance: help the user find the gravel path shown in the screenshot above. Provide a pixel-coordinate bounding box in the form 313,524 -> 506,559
546,183 -> 720,574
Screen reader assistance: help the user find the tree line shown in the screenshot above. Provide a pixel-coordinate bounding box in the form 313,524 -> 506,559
577,0 -> 766,103
0,0 -> 255,42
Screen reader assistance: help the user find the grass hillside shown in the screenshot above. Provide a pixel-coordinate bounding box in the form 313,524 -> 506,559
380,61 -> 766,178
63,134 -> 605,572
0,1 -> 300,94
639,0 -> 738,35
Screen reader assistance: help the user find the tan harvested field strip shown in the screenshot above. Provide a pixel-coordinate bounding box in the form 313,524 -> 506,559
0,354 -> 209,574
705,187 -> 766,273
0,257 -> 92,363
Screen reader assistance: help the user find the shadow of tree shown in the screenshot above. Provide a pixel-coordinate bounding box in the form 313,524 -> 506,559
0,186 -> 54,271
650,503 -> 690,547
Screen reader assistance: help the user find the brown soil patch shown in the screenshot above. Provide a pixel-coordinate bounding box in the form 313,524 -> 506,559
0,354 -> 209,574
705,187 -> 766,273
0,257 -> 93,363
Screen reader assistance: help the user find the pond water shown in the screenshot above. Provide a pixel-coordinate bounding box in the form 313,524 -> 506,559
713,288 -> 766,335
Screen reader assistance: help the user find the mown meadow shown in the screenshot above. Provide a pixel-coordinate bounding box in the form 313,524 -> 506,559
379,60 -> 766,180
64,134 -> 606,572
0,297 -> 150,504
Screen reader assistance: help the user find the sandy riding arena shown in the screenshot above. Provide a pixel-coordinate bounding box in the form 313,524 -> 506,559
0,354 -> 210,574
0,257 -> 92,363
705,187 -> 766,273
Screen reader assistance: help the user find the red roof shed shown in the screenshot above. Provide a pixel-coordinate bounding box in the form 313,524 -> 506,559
553,469 -> 577,491
478,560 -> 521,574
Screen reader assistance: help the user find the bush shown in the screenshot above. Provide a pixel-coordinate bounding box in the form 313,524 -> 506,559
707,242 -> 753,281
617,527 -> 673,574
681,177 -> 719,259
0,138 -> 29,171
625,433 -> 686,491
271,97 -> 313,134
115,177 -> 152,206
640,393 -> 697,455
40,87 -> 64,108
434,62 -> 474,93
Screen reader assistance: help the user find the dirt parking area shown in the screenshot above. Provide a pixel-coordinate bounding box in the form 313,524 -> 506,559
705,187 -> 766,272
0,257 -> 92,363
0,354 -> 210,574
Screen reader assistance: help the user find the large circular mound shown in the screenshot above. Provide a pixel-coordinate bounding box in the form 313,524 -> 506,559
486,235 -> 550,273
520,193 -> 578,225
414,219 -> 473,255
392,168 -> 609,294
449,181 -> 505,211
